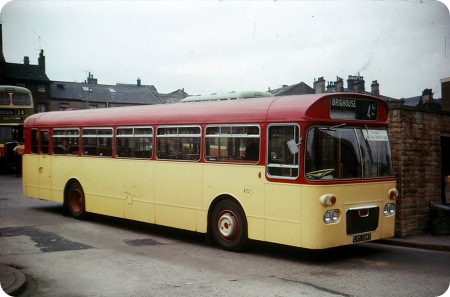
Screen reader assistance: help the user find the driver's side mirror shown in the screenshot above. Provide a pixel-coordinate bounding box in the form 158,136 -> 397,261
287,139 -> 299,154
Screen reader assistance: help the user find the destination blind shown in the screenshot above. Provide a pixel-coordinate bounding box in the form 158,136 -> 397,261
329,98 -> 377,120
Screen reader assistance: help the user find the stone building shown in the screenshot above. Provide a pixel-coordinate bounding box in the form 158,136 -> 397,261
388,100 -> 450,236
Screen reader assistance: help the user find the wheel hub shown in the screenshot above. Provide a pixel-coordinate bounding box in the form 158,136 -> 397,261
218,212 -> 238,240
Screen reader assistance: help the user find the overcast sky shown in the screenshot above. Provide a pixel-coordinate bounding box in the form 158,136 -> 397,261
1,0 -> 449,99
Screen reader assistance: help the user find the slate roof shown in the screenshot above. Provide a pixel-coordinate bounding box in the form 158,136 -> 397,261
50,81 -> 160,105
269,82 -> 314,96
402,96 -> 421,107
269,81 -> 399,104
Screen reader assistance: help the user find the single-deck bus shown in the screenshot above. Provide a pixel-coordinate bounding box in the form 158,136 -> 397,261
0,85 -> 33,171
23,93 -> 397,251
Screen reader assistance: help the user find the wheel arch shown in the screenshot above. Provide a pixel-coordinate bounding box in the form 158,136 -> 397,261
63,178 -> 84,210
207,194 -> 247,237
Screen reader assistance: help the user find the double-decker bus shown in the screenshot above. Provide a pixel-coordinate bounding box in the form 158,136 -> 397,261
182,90 -> 273,103
0,85 -> 34,171
22,93 -> 397,251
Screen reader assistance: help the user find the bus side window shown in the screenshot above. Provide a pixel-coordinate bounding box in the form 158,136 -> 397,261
31,129 -> 38,153
205,125 -> 260,163
116,127 -> 153,159
156,126 -> 201,161
40,130 -> 49,154
267,124 -> 300,178
52,128 -> 80,155
82,128 -> 113,157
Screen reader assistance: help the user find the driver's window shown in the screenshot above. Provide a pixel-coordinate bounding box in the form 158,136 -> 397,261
266,124 -> 300,179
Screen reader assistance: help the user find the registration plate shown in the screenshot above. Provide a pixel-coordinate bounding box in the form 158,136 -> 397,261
353,233 -> 371,243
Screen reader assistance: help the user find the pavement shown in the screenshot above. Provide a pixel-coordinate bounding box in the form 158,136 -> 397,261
1,234 -> 449,296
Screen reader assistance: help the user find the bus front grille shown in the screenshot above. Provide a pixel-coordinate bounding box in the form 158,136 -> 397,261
346,206 -> 379,235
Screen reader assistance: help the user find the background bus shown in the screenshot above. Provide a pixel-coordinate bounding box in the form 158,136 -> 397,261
182,90 -> 273,103
0,85 -> 33,172
22,93 -> 397,251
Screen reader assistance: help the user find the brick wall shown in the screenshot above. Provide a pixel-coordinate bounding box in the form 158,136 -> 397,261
388,106 -> 450,237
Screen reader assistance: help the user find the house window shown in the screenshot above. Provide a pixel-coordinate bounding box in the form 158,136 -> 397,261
38,103 -> 46,112
38,85 -> 46,93
60,103 -> 70,111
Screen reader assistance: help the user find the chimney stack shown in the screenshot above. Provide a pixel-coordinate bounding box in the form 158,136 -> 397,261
326,81 -> 335,93
371,80 -> 380,96
313,77 -> 326,94
137,77 -> 141,87
24,56 -> 30,65
347,74 -> 365,93
38,49 -> 45,72
335,76 -> 344,92
441,77 -> 450,112
87,72 -> 98,84
421,88 -> 433,104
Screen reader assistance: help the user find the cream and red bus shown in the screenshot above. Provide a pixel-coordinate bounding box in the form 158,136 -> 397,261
22,93 -> 397,251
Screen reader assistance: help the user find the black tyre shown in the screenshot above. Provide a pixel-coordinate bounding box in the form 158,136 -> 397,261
210,199 -> 248,252
66,182 -> 86,219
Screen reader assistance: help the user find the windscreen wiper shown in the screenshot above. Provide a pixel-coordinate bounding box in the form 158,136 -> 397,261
319,123 -> 346,131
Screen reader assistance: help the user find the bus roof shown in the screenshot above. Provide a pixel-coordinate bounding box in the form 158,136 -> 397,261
0,85 -> 32,94
182,90 -> 274,102
24,93 -> 388,128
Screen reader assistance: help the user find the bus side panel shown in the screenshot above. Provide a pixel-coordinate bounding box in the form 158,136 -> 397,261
82,158 -> 124,218
263,183 -> 302,247
50,155 -> 81,203
38,154 -> 52,200
203,164 -> 265,240
23,154 -> 39,198
154,162 -> 203,231
115,159 -> 155,224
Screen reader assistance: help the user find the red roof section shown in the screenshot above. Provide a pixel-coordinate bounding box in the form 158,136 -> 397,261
25,93 -> 387,128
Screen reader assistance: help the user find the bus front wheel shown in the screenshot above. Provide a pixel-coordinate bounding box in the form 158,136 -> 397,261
66,182 -> 86,219
210,199 -> 248,252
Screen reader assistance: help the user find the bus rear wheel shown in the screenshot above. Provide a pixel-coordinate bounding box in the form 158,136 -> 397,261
66,182 -> 86,219
210,199 -> 248,252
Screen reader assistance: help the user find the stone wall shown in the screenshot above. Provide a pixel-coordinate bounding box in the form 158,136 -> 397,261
388,106 -> 450,237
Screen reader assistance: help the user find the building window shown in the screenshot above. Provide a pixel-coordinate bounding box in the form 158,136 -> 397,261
60,103 -> 70,111
38,103 -> 46,113
38,85 -> 46,93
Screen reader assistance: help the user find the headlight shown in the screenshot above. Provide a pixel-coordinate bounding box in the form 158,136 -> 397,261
384,203 -> 396,216
323,209 -> 340,224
